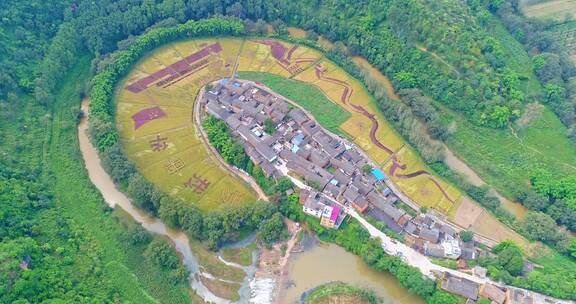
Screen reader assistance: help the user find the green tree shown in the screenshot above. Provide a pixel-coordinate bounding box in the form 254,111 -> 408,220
362,164 -> 372,175
257,213 -> 287,246
264,118 -> 276,134
460,230 -> 474,242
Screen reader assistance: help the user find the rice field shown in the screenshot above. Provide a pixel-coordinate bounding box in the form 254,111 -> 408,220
115,38 -> 256,212
117,36 -> 526,245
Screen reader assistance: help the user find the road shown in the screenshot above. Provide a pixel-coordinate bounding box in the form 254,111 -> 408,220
200,80 -> 572,304
246,80 -> 501,248
275,165 -> 572,303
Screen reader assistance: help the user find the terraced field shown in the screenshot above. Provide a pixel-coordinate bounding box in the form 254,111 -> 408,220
117,36 -> 524,245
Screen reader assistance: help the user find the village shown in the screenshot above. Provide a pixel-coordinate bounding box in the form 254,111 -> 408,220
201,79 -> 540,304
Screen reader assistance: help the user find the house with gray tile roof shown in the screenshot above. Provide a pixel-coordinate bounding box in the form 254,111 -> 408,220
302,120 -> 321,136
441,273 -> 479,301
419,227 -> 440,243
225,114 -> 242,130
333,170 -> 351,186
330,158 -> 355,176
342,185 -> 360,203
309,150 -> 330,168
381,203 -> 405,222
288,108 -> 308,125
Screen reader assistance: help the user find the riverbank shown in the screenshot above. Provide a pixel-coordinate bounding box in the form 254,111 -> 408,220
79,98 -> 255,303
301,282 -> 381,304
282,235 -> 424,304
249,219 -> 301,303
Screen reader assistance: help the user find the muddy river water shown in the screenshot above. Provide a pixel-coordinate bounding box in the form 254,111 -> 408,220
284,240 -> 424,304
78,99 -> 419,303
78,100 -> 232,303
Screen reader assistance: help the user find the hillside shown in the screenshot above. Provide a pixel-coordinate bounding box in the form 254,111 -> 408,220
2,0 -> 576,303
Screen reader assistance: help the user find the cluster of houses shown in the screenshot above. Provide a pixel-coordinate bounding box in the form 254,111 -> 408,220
300,190 -> 345,229
202,79 -> 551,304
203,79 -> 485,256
439,272 -> 535,304
202,79 -> 401,230
401,213 -> 480,262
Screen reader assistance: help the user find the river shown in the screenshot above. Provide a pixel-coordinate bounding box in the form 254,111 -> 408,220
78,99 -> 235,304
284,238 -> 424,304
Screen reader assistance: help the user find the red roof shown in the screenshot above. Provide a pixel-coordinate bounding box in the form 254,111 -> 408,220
330,206 -> 341,221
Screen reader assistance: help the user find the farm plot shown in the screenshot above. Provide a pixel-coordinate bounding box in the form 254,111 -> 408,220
520,0 -> 576,21
115,38 -> 256,212
116,36 -> 528,245
236,39 -> 321,78
289,58 -> 464,215
383,147 -> 462,215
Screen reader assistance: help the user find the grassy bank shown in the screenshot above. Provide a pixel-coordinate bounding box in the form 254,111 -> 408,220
220,243 -> 257,267
441,15 -> 576,198
304,282 -> 381,304
44,57 -> 193,303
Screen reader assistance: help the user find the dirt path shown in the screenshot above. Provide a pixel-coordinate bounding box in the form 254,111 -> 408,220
251,219 -> 301,304
193,88 -> 269,201
416,45 -> 461,78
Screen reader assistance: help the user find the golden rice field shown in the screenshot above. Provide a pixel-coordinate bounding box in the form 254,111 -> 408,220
117,36 -> 461,214
116,36 -> 526,246
115,38 -> 256,211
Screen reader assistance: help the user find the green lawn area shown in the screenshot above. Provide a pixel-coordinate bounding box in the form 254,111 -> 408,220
237,71 -> 351,136
445,105 -> 576,198
440,16 -> 576,198
45,56 -> 193,303
220,242 -> 257,267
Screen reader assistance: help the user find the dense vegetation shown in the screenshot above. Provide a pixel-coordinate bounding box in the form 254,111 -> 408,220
0,0 -> 70,100
4,0 -> 576,301
493,0 -> 576,139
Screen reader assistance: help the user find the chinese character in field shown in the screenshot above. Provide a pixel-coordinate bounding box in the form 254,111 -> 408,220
165,158 -> 185,174
183,174 -> 211,194
149,135 -> 168,151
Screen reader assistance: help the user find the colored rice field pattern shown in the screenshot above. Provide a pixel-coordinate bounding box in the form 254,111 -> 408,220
116,38 -> 256,211
291,59 -> 462,213
117,36 -> 525,245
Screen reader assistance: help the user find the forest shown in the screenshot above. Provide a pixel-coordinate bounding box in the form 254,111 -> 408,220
3,0 -> 576,302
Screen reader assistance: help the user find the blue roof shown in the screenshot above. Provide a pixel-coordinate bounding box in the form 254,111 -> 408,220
291,145 -> 300,153
372,168 -> 387,181
291,133 -> 305,145
220,78 -> 230,85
